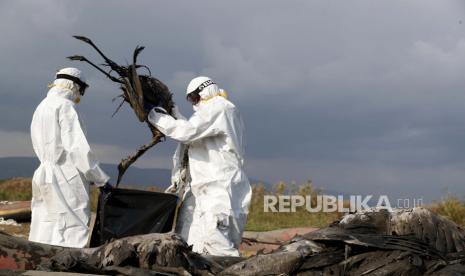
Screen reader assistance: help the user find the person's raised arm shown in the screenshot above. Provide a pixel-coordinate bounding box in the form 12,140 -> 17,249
148,108 -> 223,143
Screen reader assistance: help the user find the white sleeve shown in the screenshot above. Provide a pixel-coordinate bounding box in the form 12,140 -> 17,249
60,104 -> 110,186
148,108 -> 223,143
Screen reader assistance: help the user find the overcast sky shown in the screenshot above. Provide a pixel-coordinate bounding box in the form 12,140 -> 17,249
1,0 -> 465,201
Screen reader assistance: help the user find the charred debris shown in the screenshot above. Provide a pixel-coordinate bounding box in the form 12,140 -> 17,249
2,207 -> 465,275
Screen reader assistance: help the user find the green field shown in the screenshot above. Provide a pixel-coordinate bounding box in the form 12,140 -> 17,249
2,178 -> 464,231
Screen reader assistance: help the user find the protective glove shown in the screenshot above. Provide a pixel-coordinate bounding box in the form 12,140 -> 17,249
99,182 -> 113,194
153,106 -> 168,115
144,102 -> 157,114
172,105 -> 185,120
165,183 -> 177,194
144,102 -> 168,115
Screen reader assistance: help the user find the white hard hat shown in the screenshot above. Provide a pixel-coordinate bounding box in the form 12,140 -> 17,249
186,76 -> 215,95
55,67 -> 89,95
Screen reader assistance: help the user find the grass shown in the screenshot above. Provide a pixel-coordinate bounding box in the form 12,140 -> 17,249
429,194 -> 465,226
3,177 -> 465,231
0,178 -> 32,201
245,181 -> 343,231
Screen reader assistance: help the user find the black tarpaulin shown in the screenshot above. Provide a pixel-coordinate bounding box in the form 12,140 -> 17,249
90,188 -> 178,247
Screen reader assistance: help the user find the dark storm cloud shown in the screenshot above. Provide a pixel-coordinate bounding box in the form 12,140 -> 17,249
1,0 -> 465,201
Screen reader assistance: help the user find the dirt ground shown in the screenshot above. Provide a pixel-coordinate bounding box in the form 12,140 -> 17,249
1,222 -> 30,239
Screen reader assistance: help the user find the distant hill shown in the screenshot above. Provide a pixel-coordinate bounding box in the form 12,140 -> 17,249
0,157 -> 264,190
0,157 -> 171,190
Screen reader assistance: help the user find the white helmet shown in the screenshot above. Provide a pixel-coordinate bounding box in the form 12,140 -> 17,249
55,67 -> 89,95
186,76 -> 216,95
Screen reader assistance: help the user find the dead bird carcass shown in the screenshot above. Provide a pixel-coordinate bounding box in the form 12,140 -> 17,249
214,207 -> 465,275
68,35 -> 175,185
4,207 -> 465,275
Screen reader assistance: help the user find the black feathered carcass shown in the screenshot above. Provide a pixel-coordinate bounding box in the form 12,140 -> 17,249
68,36 -> 175,185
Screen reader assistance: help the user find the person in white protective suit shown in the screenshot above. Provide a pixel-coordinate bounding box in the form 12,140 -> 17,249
147,76 -> 252,256
29,67 -> 111,248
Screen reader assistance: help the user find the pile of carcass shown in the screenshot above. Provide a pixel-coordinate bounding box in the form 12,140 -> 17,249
2,207 -> 465,275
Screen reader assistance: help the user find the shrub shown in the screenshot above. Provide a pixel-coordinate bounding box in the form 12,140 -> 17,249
429,195 -> 465,226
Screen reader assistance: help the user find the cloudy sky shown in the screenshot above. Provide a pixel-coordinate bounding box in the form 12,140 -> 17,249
1,0 -> 465,201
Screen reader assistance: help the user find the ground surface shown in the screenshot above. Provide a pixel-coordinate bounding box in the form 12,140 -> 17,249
0,222 -> 29,239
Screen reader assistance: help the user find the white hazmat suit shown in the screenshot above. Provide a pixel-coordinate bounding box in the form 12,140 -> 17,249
148,77 -> 252,256
29,68 -> 109,248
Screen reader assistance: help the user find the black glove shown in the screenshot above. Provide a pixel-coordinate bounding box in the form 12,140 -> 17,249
144,103 -> 168,115
154,107 -> 168,115
144,102 -> 156,114
100,182 -> 113,194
